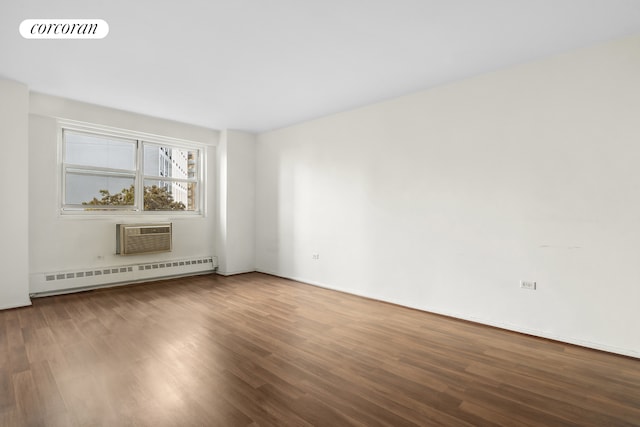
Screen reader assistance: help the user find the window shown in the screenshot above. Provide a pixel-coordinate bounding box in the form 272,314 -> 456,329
61,123 -> 203,214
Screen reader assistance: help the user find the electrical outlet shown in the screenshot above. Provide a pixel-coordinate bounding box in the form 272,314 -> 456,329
520,280 -> 536,290
312,253 -> 320,260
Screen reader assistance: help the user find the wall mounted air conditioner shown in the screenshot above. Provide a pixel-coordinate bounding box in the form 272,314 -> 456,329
116,223 -> 172,255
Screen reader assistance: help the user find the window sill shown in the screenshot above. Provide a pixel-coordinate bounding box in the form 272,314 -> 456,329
58,210 -> 205,220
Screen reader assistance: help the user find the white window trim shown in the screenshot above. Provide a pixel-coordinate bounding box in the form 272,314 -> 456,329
57,119 -> 207,217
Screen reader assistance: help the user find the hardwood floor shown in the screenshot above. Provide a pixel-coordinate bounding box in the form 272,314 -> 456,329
1,272 -> 638,426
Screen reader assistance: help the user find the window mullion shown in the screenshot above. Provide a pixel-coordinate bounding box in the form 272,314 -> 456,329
142,175 -> 197,183
136,140 -> 144,211
64,165 -> 136,177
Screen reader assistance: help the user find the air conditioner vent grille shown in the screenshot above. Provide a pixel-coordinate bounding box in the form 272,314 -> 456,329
126,234 -> 171,254
140,226 -> 171,234
116,223 -> 172,255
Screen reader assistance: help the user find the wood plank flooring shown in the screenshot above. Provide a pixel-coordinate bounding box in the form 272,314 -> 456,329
1,272 -> 638,426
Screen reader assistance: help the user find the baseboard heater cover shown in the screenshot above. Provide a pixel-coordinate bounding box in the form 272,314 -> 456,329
30,255 -> 217,296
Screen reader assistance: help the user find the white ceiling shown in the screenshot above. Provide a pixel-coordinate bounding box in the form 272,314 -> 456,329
2,1 -> 640,132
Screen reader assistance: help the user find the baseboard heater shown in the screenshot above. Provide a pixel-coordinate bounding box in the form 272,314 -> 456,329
29,255 -> 217,297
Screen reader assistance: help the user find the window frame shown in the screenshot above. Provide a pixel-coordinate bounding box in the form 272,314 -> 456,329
58,119 -> 206,216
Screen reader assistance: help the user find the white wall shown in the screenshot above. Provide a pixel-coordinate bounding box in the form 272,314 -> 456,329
0,79 -> 31,309
256,35 -> 640,357
216,130 -> 256,275
29,94 -> 219,290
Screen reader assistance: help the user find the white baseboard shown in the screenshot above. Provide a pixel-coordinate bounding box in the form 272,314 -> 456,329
256,269 -> 639,359
0,299 -> 32,310
216,269 -> 256,276
417,307 -> 639,359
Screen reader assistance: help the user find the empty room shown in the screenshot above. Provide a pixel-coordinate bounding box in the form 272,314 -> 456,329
1,1 -> 639,425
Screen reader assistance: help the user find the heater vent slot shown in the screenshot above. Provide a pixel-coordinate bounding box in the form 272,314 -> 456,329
116,223 -> 172,255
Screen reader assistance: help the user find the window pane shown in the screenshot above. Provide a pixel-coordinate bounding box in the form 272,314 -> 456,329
66,173 -> 135,207
65,132 -> 136,170
144,144 -> 198,179
144,179 -> 197,211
